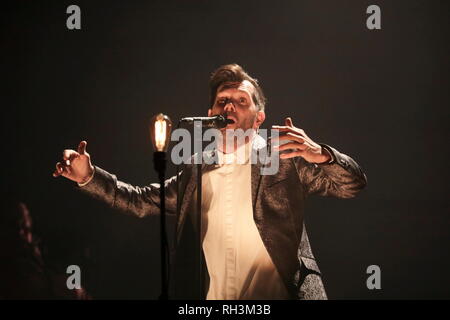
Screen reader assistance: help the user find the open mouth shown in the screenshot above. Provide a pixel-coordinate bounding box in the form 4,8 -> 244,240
225,116 -> 236,124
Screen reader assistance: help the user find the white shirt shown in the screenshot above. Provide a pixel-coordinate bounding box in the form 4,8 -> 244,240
201,141 -> 290,300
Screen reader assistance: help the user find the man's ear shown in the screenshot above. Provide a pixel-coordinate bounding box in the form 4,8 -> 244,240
256,110 -> 265,127
208,109 -> 212,117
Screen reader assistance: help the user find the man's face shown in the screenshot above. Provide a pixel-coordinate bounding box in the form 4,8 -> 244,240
208,80 -> 264,131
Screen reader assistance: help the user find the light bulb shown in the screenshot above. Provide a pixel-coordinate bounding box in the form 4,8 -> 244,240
150,113 -> 172,152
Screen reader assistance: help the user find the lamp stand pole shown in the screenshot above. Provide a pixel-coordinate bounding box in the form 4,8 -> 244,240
154,151 -> 169,300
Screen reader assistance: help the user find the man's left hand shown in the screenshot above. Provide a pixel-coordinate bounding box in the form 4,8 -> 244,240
271,117 -> 331,164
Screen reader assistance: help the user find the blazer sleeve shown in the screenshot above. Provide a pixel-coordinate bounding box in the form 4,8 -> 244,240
296,144 -> 367,198
78,165 -> 180,218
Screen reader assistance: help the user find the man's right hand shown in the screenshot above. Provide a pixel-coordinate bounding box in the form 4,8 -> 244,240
53,140 -> 94,184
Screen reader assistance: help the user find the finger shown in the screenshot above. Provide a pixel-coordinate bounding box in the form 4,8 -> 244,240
53,162 -> 64,177
52,168 -> 60,178
271,125 -> 291,130
64,165 -> 72,177
63,149 -> 79,161
78,141 -> 87,155
285,117 -> 294,127
271,126 -> 295,135
276,142 -> 308,152
58,162 -> 73,177
280,150 -> 305,159
58,161 -> 71,174
271,125 -> 304,134
272,132 -> 305,143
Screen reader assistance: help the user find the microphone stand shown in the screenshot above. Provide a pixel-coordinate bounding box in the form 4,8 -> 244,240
177,116 -> 230,299
194,121 -> 205,299
176,119 -> 206,299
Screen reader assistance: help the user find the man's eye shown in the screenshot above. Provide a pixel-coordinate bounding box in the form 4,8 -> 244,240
239,98 -> 247,104
217,99 -> 226,106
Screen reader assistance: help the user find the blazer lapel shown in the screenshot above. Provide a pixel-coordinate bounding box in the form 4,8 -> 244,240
251,161 -> 263,211
176,150 -> 217,243
251,134 -> 269,210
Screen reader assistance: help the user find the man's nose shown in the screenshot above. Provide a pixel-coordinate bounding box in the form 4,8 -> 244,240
223,100 -> 236,112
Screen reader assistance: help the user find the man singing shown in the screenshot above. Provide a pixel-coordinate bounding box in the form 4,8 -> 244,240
53,64 -> 367,299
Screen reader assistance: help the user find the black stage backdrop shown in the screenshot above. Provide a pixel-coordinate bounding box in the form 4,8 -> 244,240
1,0 -> 449,299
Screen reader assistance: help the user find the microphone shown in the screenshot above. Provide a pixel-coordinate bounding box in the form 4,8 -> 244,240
180,115 -> 233,128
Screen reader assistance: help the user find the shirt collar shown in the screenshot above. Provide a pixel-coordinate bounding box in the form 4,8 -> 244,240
217,137 -> 254,165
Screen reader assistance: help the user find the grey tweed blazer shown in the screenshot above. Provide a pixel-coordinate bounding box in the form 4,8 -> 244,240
80,137 -> 367,299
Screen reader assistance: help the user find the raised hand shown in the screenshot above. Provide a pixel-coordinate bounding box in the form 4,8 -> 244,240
53,140 -> 94,184
272,117 -> 331,164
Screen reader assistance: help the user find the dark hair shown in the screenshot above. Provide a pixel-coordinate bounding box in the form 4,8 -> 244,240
209,64 -> 267,111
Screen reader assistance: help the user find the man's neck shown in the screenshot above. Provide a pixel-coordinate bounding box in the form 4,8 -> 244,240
217,129 -> 257,154
216,131 -> 257,165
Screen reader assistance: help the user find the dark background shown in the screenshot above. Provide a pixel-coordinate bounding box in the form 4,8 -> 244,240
2,0 -> 449,299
